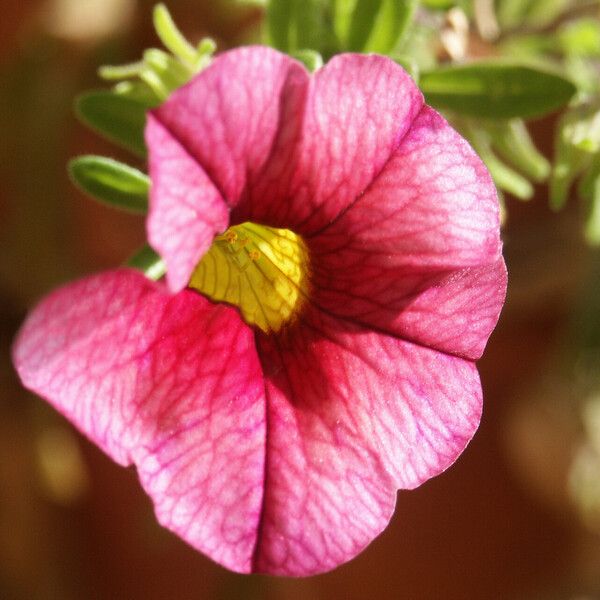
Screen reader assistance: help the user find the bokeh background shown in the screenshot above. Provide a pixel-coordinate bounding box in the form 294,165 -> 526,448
2,1 -> 600,598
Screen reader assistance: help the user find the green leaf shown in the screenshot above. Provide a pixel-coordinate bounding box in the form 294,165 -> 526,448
126,244 -> 166,280
267,0 -> 294,51
267,0 -> 337,57
496,0 -> 535,30
69,156 -> 149,214
486,119 -> 550,182
562,105 -> 600,153
76,92 -> 149,157
347,0 -> 383,51
363,0 -> 417,54
420,62 -> 577,119
579,154 -> 600,201
113,80 -> 162,107
153,3 -> 198,67
499,33 -> 555,57
525,0 -> 570,29
420,0 -> 459,9
584,175 -> 600,246
98,61 -> 145,81
465,125 -> 534,199
559,18 -> 600,57
550,112 -> 592,210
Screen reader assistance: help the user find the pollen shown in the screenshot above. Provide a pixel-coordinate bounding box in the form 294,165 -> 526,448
188,222 -> 310,333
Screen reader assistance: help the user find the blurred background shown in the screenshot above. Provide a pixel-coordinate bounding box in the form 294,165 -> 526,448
2,0 -> 600,598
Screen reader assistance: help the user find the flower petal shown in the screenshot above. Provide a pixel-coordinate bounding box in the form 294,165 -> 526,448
313,259 -> 507,360
146,47 -> 310,290
146,114 -> 229,291
241,52 -> 423,232
309,107 -> 505,358
311,106 -> 501,268
252,307 -> 482,575
12,270 -> 266,573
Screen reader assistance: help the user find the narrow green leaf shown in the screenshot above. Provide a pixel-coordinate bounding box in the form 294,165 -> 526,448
195,38 -> 217,70
496,0 -> 535,30
69,156 -> 149,214
76,92 -> 149,157
363,0 -> 417,54
126,244 -> 166,280
420,0 -> 459,9
98,61 -> 144,81
499,33 -> 555,57
551,106 -> 600,209
144,48 -> 193,88
296,0 -> 337,56
333,0 -> 354,44
113,81 -> 162,107
486,119 -> 550,182
579,154 -> 600,201
466,125 -> 534,199
525,0 -> 570,29
346,0 -> 383,51
420,62 -> 577,119
153,3 -> 197,67
562,105 -> 600,153
267,0 -> 293,51
584,176 -> 600,246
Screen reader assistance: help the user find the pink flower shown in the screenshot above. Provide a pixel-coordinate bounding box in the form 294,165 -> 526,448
13,47 -> 506,576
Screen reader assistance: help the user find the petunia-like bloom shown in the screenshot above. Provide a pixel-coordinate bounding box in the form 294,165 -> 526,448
13,47 -> 506,576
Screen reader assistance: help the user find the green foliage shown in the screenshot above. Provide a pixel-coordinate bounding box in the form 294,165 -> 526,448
69,156 -> 149,214
76,92 -> 149,157
420,62 -> 577,119
126,244 -> 167,280
464,124 -> 535,200
267,0 -> 417,57
485,120 -> 550,183
267,0 -> 337,56
559,18 -> 600,57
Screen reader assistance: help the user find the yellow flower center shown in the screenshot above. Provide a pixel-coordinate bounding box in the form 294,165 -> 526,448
188,222 -> 310,333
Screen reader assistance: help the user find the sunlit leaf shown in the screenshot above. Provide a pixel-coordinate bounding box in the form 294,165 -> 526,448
153,3 -> 198,67
76,92 -> 149,157
69,156 -> 149,214
267,0 -> 294,50
420,62 -> 576,118
550,110 -> 593,210
559,18 -> 600,57
465,125 -> 534,199
584,175 -> 600,246
562,105 -> 600,153
126,244 -> 166,280
365,0 -> 417,54
486,119 -> 550,182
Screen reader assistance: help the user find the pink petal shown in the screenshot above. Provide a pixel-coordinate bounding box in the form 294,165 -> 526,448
252,306 -> 482,575
147,50 -> 424,272
309,107 -> 505,358
146,115 -> 229,291
146,47 -> 309,289
12,270 -> 266,573
241,52 -> 423,232
313,259 -> 507,360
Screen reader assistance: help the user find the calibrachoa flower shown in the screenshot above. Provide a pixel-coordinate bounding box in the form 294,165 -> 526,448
13,47 -> 506,576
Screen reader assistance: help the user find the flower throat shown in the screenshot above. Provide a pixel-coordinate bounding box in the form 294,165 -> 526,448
188,222 -> 310,333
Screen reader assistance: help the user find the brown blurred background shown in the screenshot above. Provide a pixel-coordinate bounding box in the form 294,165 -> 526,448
2,1 -> 600,598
